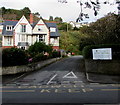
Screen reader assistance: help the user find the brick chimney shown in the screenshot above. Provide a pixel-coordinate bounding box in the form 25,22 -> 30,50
30,13 -> 33,25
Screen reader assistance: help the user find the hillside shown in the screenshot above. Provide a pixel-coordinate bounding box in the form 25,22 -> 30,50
1,7 -> 40,22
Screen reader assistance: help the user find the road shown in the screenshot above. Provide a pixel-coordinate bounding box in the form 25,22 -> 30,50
1,56 -> 120,104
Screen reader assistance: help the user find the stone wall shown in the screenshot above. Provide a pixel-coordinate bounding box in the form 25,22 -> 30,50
0,58 -> 60,75
85,59 -> 120,75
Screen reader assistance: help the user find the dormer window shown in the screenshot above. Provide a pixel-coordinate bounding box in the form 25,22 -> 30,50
6,25 -> 13,31
50,27 -> 56,32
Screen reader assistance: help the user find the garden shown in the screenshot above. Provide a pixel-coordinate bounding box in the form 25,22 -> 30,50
2,42 -> 61,67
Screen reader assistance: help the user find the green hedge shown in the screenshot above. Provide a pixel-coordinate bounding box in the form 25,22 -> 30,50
2,48 -> 28,67
82,44 -> 120,60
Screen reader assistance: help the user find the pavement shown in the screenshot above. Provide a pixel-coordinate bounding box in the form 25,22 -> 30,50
86,72 -> 120,84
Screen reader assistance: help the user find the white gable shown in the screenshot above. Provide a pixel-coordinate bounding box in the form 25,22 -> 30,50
14,15 -> 32,34
33,18 -> 49,34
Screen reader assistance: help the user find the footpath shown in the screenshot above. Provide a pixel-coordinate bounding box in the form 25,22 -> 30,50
86,72 -> 120,84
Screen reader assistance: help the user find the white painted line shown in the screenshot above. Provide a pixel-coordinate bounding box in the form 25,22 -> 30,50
82,89 -> 86,92
81,85 -> 84,87
74,81 -> 83,83
47,74 -> 57,85
63,71 -> 77,79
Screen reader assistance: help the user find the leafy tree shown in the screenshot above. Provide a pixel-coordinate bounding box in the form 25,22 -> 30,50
49,16 -> 54,21
1,7 -> 6,14
58,0 -> 120,22
78,13 -> 120,50
54,17 -> 63,23
28,42 -> 53,57
21,7 -> 31,19
60,31 -> 84,54
57,23 -> 72,31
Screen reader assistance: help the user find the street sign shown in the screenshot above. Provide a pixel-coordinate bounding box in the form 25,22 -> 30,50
92,48 -> 112,60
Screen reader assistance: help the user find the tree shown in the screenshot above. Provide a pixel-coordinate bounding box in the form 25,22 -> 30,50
58,0 -> 120,22
54,17 -> 63,23
28,42 -> 53,57
58,23 -> 72,31
21,7 -> 31,19
49,16 -> 54,21
1,7 -> 6,15
79,13 -> 120,46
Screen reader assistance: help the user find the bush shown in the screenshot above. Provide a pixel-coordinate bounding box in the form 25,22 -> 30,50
2,48 -> 28,67
28,42 -> 53,57
32,53 -> 47,62
52,51 -> 61,58
82,44 -> 120,60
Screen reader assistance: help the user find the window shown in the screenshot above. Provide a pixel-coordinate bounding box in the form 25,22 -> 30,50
37,35 -> 45,42
5,36 -> 12,45
50,27 -> 56,32
21,25 -> 26,32
39,35 -> 43,42
6,25 -> 13,31
21,35 -> 25,41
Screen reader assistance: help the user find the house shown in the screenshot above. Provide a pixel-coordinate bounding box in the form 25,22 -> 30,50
13,15 -> 33,50
69,21 -> 82,28
2,15 -> 60,50
69,21 -> 90,29
2,20 -> 18,48
32,17 -> 60,50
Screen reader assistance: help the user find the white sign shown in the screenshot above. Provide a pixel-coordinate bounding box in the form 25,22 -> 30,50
92,48 -> 112,60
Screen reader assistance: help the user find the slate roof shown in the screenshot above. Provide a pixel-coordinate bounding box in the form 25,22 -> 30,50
46,22 -> 60,37
2,20 -> 60,37
2,20 -> 18,36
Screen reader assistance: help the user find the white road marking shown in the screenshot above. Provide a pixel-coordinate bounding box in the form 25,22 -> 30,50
82,89 -> 86,92
47,74 -> 57,85
63,71 -> 77,78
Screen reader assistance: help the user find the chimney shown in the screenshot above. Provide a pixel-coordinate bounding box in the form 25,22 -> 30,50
30,13 -> 33,25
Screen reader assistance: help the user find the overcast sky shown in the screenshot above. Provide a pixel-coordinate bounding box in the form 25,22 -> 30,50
0,0 -> 118,22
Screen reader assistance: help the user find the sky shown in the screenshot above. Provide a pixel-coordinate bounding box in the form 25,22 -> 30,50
0,0 -> 118,22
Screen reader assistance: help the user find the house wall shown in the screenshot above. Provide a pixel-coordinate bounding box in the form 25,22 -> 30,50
14,16 -> 32,47
32,19 -> 49,45
2,36 -> 13,46
0,25 -> 3,34
50,37 -> 59,47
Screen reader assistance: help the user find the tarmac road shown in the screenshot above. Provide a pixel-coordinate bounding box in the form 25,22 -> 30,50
1,56 -> 120,104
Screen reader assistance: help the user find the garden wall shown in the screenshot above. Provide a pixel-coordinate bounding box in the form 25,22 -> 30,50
0,58 -> 60,75
85,59 -> 120,75
83,44 -> 120,75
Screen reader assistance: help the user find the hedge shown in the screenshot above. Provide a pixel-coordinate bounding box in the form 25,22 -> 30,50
82,44 -> 120,60
2,48 -> 28,67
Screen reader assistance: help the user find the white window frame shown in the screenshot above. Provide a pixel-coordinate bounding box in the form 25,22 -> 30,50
50,27 -> 56,32
6,25 -> 13,31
